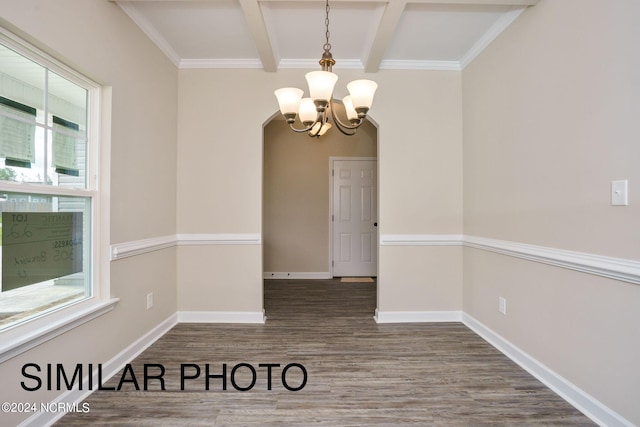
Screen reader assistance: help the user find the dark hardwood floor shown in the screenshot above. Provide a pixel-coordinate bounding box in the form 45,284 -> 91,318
57,279 -> 594,426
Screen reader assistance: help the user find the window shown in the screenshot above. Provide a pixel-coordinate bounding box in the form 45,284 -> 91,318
0,26 -> 113,356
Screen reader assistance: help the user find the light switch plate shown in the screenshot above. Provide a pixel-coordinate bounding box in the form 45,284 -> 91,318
611,180 -> 628,206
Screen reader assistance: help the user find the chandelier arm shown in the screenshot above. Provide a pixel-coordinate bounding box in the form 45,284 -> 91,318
333,120 -> 358,136
288,122 -> 318,133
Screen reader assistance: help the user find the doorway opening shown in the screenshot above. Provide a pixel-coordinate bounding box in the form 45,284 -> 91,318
262,110 -> 379,313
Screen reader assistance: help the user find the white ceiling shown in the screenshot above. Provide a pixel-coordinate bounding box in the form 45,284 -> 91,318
114,0 -> 539,72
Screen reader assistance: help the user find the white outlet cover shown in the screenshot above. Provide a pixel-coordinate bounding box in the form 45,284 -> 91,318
611,180 -> 628,206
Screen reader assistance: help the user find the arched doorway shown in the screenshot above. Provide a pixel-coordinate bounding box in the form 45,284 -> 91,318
261,110 -> 379,314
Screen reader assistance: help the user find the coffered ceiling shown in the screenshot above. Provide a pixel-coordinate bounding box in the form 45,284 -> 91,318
114,0 -> 538,71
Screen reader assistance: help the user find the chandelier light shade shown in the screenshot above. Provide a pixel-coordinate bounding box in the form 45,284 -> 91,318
342,96 -> 358,122
274,88 -> 304,117
346,79 -> 378,113
305,71 -> 338,103
298,98 -> 317,124
274,0 -> 378,137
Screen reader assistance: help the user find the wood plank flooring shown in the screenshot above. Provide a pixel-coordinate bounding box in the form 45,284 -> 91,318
57,279 -> 595,426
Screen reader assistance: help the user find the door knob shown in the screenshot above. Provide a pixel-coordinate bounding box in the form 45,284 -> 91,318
374,222 -> 378,227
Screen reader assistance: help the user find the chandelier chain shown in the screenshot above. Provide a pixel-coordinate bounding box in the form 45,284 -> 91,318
323,0 -> 331,53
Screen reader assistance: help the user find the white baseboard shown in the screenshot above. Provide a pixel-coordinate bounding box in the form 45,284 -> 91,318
263,272 -> 332,279
462,313 -> 635,427
177,310 -> 266,324
20,313 -> 178,427
374,309 -> 462,323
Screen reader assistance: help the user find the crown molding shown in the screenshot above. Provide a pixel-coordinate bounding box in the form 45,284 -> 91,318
178,58 -> 463,71
460,6 -> 526,69
116,1 -> 533,71
277,58 -> 365,70
115,1 -> 181,67
379,59 -> 462,71
179,58 -> 264,69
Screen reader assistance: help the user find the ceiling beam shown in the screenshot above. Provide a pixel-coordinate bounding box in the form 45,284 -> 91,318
363,0 -> 407,73
237,0 -> 278,72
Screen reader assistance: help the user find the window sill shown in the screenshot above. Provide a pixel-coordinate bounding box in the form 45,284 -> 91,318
0,298 -> 119,364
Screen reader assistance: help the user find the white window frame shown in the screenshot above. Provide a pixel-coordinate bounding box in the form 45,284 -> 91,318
0,26 -> 117,363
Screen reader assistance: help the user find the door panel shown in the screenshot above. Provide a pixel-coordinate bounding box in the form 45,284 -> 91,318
332,159 -> 377,277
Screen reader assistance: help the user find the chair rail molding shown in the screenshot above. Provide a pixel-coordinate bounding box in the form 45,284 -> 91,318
379,233 -> 640,285
464,235 -> 640,286
110,235 -> 176,261
110,233 -> 262,260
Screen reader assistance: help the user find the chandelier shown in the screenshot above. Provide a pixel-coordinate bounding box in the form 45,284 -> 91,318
274,0 -> 378,137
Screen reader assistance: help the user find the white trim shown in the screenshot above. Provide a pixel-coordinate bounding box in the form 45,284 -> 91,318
278,58 -> 364,70
460,6 -> 526,69
110,233 -> 262,260
116,3 -> 528,72
20,313 -> 178,427
0,26 -> 100,89
162,57 -> 461,72
462,313 -> 635,427
263,272 -> 332,280
177,311 -> 266,324
380,233 -> 640,285
374,309 -> 462,323
97,87 -> 113,300
176,233 -> 262,246
110,233 -> 640,285
179,58 -> 264,69
0,299 -> 119,364
0,27 -> 114,369
379,59 -> 462,71
0,181 -> 97,198
380,234 -> 463,246
110,235 -> 176,261
465,235 -> 640,286
115,1 -> 181,67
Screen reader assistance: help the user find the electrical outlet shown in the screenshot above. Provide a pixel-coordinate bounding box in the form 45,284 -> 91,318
499,297 -> 506,315
146,293 -> 153,310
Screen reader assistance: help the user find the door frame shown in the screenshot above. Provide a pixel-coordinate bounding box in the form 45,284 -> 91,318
328,156 -> 378,278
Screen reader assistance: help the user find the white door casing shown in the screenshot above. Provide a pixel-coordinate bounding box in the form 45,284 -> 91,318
331,158 -> 377,277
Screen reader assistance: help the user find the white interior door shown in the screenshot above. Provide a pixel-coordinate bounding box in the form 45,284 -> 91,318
332,159 -> 377,277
